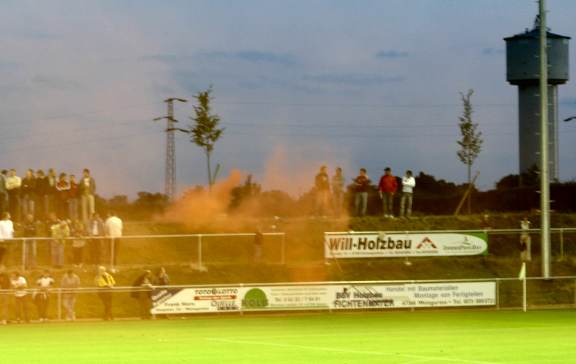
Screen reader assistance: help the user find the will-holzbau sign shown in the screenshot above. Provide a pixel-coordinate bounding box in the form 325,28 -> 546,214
324,232 -> 488,259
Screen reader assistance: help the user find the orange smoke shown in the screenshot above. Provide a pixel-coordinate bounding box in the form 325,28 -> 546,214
161,169 -> 244,227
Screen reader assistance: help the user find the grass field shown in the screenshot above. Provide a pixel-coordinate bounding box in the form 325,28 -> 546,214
0,310 -> 574,363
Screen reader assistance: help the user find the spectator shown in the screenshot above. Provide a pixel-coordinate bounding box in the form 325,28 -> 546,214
131,270 -> 153,320
399,170 -> 416,218
314,165 -> 330,216
331,167 -> 345,216
378,167 -> 398,218
10,271 -> 29,323
60,269 -> 80,321
0,170 -> 7,216
50,219 -> 70,268
104,212 -> 123,268
352,168 -> 371,216
68,175 -> 79,221
520,217 -> 532,262
153,267 -> 169,319
45,168 -> 57,218
55,173 -> 71,219
35,170 -> 47,220
254,227 -> 264,263
0,212 -> 14,266
79,169 -> 96,223
0,271 -> 10,325
21,169 -> 36,218
71,220 -> 87,267
88,213 -> 104,265
22,214 -> 39,270
35,270 -> 54,322
95,266 -> 115,321
5,169 -> 21,221
154,267 -> 170,286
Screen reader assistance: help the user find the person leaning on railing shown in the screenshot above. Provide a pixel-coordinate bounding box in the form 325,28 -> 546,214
94,266 -> 115,321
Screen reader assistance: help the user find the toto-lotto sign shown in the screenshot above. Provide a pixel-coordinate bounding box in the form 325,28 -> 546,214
324,232 -> 488,258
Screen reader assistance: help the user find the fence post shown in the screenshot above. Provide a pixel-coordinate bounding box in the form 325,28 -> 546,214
57,288 -> 62,321
21,239 -> 26,271
281,233 -> 286,265
560,229 -> 565,261
495,279 -> 500,311
197,235 -> 203,270
110,238 -> 115,270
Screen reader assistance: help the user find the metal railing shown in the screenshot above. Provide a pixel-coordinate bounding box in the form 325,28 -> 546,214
0,232 -> 286,270
1,275 -> 576,322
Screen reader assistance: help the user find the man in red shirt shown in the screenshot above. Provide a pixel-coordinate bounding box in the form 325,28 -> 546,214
378,167 -> 397,218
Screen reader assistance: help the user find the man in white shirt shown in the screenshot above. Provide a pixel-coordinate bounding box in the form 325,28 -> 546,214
5,169 -> 21,221
105,212 -> 123,268
399,170 -> 416,218
0,212 -> 14,265
10,271 -> 29,323
36,270 -> 55,322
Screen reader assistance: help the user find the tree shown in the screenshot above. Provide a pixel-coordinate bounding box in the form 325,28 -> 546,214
172,88 -> 224,189
457,89 -> 483,214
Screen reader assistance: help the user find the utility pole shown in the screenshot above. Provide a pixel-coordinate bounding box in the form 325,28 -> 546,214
154,97 -> 187,201
539,0 -> 551,278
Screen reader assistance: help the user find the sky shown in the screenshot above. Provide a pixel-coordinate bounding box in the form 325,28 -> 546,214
1,0 -> 576,198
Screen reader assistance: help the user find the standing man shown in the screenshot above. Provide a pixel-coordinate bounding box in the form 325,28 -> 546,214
35,270 -> 55,322
5,169 -> 21,222
50,219 -> 70,268
21,169 -> 36,218
104,212 -> 123,268
0,271 -> 10,324
61,269 -> 81,321
378,167 -> 398,218
131,270 -> 153,320
314,166 -> 330,216
331,167 -> 345,216
95,266 -> 115,321
0,170 -> 7,216
79,169 -> 96,223
0,212 -> 14,266
520,217 -> 532,262
352,168 -> 371,217
68,174 -> 79,221
22,214 -> 38,270
10,271 -> 29,323
399,170 -> 416,218
45,168 -> 57,218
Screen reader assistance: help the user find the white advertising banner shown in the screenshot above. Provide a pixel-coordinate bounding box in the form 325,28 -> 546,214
151,287 -> 241,314
324,232 -> 488,259
151,282 -> 495,314
328,282 -> 496,309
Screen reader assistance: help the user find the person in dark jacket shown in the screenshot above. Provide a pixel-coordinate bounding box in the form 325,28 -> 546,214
131,270 -> 153,320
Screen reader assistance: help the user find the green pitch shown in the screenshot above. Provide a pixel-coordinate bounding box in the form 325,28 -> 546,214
0,310 -> 574,363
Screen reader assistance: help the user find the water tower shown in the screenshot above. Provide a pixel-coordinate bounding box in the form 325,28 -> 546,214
504,18 -> 570,181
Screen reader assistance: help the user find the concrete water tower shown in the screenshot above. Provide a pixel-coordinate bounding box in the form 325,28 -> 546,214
504,17 -> 570,181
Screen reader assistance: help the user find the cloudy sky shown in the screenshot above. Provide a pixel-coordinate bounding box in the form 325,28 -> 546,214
1,0 -> 576,197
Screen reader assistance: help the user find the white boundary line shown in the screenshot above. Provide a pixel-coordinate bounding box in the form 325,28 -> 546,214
206,338 -> 500,364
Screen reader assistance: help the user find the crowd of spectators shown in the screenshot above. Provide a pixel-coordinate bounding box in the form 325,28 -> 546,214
0,168 -> 125,270
314,166 -> 416,218
0,266 -> 169,324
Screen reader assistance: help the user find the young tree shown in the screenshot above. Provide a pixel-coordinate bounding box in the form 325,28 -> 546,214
457,89 -> 483,214
173,88 -> 224,189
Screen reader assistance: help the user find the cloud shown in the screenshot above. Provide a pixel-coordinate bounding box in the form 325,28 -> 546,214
142,50 -> 297,67
140,54 -> 195,64
375,50 -> 409,59
303,73 -> 405,86
481,48 -> 505,56
202,50 -> 297,66
31,75 -> 82,91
